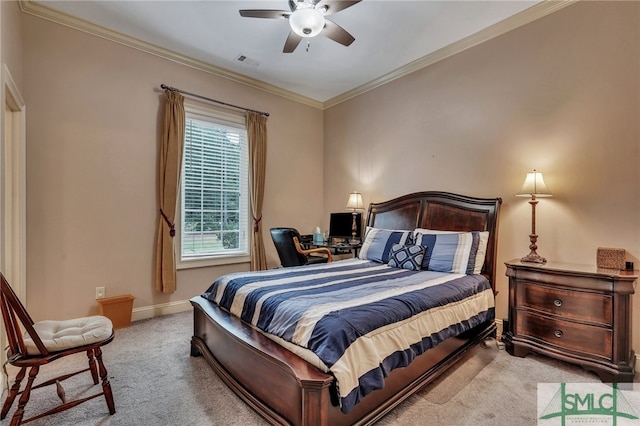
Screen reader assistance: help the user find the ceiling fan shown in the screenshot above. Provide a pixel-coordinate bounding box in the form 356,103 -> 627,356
239,0 -> 361,53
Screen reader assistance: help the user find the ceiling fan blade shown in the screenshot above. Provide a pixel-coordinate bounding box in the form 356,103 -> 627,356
239,9 -> 291,19
283,31 -> 303,53
322,20 -> 355,47
316,0 -> 362,16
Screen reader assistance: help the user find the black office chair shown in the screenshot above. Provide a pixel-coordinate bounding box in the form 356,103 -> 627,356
270,228 -> 332,267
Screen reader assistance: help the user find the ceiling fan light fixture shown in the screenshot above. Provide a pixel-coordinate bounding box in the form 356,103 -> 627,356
289,8 -> 325,38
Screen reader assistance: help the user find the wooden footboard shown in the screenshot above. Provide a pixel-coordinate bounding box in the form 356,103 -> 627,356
191,296 -> 496,426
190,191 -> 501,425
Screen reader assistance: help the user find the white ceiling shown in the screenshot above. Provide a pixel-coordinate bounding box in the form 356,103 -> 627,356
27,0 -> 555,105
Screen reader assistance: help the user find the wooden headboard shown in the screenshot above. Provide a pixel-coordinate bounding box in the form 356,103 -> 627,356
366,191 -> 502,291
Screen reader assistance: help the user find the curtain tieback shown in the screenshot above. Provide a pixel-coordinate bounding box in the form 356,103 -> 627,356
253,215 -> 262,232
159,209 -> 176,237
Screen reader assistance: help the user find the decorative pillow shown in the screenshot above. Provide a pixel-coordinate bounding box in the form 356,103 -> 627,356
358,227 -> 413,263
413,230 -> 489,274
387,244 -> 425,271
413,229 -> 489,274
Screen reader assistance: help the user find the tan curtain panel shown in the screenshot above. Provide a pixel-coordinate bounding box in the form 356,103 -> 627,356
247,112 -> 268,271
155,91 -> 185,293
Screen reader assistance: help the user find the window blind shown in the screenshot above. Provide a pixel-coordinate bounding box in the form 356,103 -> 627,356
181,115 -> 249,260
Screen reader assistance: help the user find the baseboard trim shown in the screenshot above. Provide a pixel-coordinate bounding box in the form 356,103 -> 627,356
131,299 -> 192,322
495,318 -> 504,340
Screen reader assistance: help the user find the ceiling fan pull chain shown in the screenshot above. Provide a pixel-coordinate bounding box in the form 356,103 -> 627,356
306,39 -> 310,52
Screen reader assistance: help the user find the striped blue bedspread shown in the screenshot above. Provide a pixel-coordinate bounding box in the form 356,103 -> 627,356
203,258 -> 495,414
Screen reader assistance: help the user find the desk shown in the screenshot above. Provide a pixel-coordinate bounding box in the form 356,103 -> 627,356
306,243 -> 361,257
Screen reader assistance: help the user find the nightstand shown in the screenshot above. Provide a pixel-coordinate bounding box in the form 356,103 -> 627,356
503,259 -> 636,382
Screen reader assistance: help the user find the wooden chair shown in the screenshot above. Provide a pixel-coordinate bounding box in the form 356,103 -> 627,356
0,273 -> 116,425
270,227 -> 332,267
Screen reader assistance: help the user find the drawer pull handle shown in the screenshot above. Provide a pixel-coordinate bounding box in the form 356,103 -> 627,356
553,299 -> 563,307
554,330 -> 563,338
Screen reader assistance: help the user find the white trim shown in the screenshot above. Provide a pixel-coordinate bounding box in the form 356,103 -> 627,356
18,0 -> 323,110
131,299 -> 192,322
18,0 -> 576,110
177,254 -> 250,270
1,64 -> 26,301
495,317 -> 504,339
1,64 -> 27,400
176,104 -> 251,270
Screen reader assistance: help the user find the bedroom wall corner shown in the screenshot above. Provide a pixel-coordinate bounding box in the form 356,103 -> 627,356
323,1 -> 640,354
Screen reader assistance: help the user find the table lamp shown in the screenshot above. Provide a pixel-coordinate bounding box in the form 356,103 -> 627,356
346,191 -> 364,244
516,170 -> 552,263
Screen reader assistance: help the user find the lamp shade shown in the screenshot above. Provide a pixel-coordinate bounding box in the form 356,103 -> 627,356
516,170 -> 552,197
346,191 -> 364,210
289,8 -> 325,37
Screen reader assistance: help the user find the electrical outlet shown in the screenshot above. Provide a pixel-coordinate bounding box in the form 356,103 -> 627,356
96,286 -> 106,299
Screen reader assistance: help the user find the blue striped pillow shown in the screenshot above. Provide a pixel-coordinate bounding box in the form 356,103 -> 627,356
358,227 -> 413,263
413,231 -> 487,274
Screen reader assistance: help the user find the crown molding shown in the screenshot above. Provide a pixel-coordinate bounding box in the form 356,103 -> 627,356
18,0 -> 324,110
323,0 -> 578,109
19,0 -> 575,111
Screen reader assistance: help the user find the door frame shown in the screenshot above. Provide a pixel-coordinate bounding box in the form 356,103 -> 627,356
1,64 -> 27,395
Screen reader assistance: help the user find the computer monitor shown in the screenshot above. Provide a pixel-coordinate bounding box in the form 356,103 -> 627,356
329,212 -> 362,241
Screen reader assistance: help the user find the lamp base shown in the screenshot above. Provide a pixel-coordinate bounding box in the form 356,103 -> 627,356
521,251 -> 547,264
350,212 -> 359,246
349,230 -> 360,245
522,231 -> 546,263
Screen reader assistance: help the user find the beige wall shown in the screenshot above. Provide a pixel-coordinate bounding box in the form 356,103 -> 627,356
324,1 -> 640,352
22,14 -> 323,321
1,0 -> 23,89
17,1 -> 640,355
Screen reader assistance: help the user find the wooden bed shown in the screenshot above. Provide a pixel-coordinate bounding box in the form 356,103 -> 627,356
190,191 -> 502,426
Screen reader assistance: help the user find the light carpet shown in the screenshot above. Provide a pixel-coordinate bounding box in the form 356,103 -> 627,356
2,311 -> 634,426
419,338 -> 499,405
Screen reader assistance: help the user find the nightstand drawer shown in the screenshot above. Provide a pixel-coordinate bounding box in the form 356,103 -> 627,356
516,311 -> 612,359
505,260 -> 636,382
517,282 -> 611,326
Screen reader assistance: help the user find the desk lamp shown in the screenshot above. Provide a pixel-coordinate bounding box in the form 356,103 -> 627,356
346,191 -> 364,244
516,170 -> 552,263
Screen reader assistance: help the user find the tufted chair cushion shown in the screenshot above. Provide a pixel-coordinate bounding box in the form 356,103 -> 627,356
25,315 -> 113,355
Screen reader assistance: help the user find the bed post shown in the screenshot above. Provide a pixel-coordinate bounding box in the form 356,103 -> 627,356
301,381 -> 332,426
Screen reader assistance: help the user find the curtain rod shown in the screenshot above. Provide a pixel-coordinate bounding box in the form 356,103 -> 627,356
160,84 -> 269,117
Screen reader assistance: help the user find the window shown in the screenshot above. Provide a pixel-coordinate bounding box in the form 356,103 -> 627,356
177,104 -> 250,268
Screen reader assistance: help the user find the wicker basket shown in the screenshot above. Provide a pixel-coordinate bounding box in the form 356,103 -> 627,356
596,247 -> 626,270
